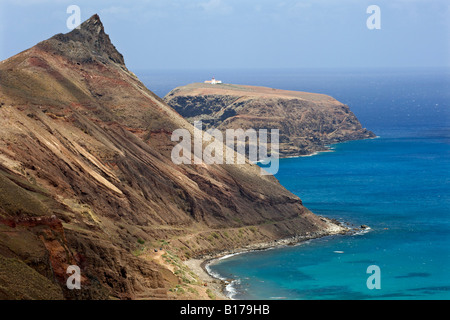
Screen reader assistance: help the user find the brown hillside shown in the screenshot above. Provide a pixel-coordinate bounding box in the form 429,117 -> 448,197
0,15 -> 345,299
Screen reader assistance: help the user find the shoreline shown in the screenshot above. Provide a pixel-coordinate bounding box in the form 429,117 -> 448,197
182,136 -> 377,300
184,218 -> 368,300
279,135 -> 380,160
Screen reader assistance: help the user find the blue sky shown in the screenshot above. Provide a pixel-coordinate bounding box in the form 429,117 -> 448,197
0,0 -> 448,70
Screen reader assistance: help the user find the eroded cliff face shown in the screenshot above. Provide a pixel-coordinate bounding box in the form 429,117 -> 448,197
0,15 -> 344,300
164,83 -> 376,157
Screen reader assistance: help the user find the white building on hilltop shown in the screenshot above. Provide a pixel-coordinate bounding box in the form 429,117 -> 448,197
204,77 -> 222,84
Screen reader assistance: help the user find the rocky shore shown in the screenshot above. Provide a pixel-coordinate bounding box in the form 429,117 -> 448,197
184,217 -> 369,299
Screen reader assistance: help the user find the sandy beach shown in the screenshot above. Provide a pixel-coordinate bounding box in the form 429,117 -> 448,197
183,259 -> 230,300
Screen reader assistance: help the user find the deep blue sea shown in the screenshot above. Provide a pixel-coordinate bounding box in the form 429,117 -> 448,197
137,67 -> 450,300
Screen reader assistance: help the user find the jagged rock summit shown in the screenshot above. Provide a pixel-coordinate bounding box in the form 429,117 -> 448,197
39,14 -> 125,65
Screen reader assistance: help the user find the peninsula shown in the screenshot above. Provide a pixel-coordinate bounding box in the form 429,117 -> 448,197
164,83 -> 375,157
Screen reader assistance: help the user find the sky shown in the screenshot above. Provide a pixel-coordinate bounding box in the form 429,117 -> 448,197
0,0 -> 449,71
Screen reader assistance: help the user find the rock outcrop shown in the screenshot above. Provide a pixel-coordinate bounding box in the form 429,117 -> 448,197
164,83 -> 375,157
0,15 -> 346,299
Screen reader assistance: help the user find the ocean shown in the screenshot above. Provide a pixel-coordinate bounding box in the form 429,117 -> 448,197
136,67 -> 450,300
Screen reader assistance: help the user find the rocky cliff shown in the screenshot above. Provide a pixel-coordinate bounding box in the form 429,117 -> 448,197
0,15 -> 345,299
164,83 -> 375,157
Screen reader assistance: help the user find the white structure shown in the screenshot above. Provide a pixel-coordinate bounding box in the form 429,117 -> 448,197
204,77 -> 222,84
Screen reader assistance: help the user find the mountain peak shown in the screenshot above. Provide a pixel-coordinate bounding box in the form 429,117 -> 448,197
79,14 -> 104,35
38,14 -> 125,66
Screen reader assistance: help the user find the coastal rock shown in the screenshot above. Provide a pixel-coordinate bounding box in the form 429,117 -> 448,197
0,15 -> 346,299
164,83 -> 376,157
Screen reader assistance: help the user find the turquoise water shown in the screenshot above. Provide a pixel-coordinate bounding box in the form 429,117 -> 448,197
209,132 -> 450,299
